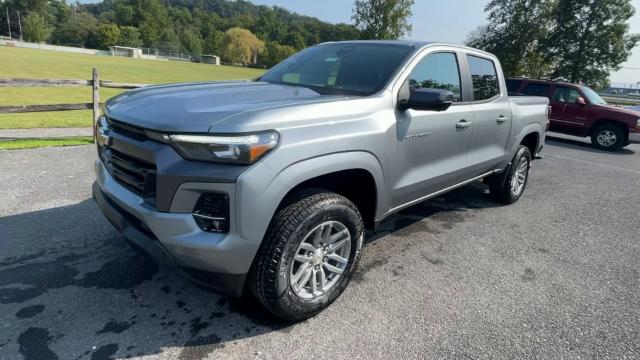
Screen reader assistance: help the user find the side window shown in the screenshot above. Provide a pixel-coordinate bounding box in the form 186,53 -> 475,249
408,52 -> 462,102
522,83 -> 551,98
552,87 -> 581,103
506,79 -> 522,93
467,55 -> 500,101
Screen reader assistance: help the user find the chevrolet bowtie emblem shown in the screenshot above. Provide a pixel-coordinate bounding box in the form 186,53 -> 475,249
97,127 -> 112,147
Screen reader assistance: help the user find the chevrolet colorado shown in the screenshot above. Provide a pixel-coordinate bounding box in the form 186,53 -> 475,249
93,41 -> 549,320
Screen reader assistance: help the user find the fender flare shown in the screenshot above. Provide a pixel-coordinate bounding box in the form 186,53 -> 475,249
511,123 -> 543,155
235,151 -> 386,246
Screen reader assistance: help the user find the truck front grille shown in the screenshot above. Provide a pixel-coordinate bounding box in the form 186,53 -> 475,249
106,117 -> 148,141
100,146 -> 157,204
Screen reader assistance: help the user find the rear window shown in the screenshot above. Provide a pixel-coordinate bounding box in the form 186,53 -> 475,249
522,83 -> 551,97
467,55 -> 500,101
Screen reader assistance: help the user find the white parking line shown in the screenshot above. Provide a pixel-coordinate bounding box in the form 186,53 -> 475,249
545,152 -> 640,175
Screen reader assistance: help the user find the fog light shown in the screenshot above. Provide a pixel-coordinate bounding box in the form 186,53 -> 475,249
193,193 -> 229,233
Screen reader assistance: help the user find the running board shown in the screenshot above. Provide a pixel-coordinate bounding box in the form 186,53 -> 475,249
385,170 -> 499,216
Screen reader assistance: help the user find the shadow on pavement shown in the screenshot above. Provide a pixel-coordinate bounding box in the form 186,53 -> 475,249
0,182 -> 498,359
546,135 -> 636,155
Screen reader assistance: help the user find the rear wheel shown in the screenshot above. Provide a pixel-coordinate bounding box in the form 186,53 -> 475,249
488,145 -> 531,204
591,124 -> 625,151
249,189 -> 364,321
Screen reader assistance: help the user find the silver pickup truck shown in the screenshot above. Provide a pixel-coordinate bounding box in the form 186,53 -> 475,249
93,40 -> 549,320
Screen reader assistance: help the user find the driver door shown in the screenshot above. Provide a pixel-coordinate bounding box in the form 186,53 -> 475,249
550,86 -> 586,133
392,51 -> 475,209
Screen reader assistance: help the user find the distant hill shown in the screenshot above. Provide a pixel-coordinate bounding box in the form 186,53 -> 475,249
1,0 -> 360,67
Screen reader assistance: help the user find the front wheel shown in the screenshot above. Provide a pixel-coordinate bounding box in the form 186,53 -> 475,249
591,124 -> 625,151
249,190 -> 364,321
488,145 -> 532,204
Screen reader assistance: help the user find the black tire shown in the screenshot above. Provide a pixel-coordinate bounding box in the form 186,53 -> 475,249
488,145 -> 531,204
249,189 -> 364,321
591,124 -> 625,151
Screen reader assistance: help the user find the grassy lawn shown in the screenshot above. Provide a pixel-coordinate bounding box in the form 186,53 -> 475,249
0,136 -> 94,150
0,46 -> 264,129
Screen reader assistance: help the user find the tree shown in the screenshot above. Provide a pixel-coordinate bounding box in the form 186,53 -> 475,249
466,0 -> 554,78
113,0 -> 135,26
131,0 -> 171,46
118,26 -> 142,48
261,41 -> 296,68
180,29 -> 203,55
23,13 -> 52,43
96,22 -> 120,48
352,0 -> 414,40
52,11 -> 98,46
221,27 -> 265,66
468,0 -> 639,86
284,29 -> 305,49
6,0 -> 364,64
546,0 -> 639,87
203,30 -> 224,55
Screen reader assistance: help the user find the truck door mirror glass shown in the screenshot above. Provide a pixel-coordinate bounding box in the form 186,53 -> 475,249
401,88 -> 454,112
575,96 -> 586,106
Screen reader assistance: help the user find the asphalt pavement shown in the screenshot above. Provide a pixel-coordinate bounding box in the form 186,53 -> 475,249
0,134 -> 639,360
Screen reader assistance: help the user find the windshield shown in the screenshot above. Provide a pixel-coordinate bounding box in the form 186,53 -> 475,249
259,43 -> 414,96
580,86 -> 607,105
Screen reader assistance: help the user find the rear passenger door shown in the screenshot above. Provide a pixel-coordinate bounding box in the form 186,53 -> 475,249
465,54 -> 512,172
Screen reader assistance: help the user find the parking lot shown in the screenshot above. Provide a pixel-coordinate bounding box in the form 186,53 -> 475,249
1,134 -> 639,360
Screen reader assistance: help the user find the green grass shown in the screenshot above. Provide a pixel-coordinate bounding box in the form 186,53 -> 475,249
0,46 -> 263,82
0,46 -> 264,129
0,136 -> 94,150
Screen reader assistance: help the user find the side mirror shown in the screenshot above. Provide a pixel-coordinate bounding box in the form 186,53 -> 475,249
575,97 -> 586,106
400,88 -> 454,112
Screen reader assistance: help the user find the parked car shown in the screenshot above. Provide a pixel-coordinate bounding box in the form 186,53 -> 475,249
507,78 -> 640,150
93,41 -> 549,320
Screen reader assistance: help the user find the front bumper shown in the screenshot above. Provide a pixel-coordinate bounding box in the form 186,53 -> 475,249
629,130 -> 640,144
93,160 -> 259,297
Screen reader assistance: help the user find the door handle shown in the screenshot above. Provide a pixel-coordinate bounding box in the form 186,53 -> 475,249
456,119 -> 473,129
496,116 -> 508,123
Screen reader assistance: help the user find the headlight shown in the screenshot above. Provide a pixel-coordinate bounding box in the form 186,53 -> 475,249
169,131 -> 279,165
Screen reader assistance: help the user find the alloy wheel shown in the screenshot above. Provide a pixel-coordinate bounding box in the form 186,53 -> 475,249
289,221 -> 351,300
510,156 -> 528,196
597,130 -> 617,147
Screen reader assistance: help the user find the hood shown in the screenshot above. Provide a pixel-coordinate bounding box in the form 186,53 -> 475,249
105,81 -> 345,133
594,104 -> 640,119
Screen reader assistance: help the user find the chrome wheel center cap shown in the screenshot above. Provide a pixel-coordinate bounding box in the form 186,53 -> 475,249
312,249 -> 324,265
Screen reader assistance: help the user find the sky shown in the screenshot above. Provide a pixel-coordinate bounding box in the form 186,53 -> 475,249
250,0 -> 640,85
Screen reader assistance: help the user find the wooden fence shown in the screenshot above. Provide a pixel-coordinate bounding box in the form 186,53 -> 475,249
0,68 -> 148,139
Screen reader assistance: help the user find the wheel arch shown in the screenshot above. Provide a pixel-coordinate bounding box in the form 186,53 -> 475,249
236,151 -> 386,248
590,119 -> 629,140
272,152 -> 385,230
512,123 -> 543,159
520,131 -> 540,156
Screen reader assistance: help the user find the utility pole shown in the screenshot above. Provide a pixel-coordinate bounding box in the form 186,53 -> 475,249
5,7 -> 11,39
72,4 -> 77,25
16,10 -> 22,41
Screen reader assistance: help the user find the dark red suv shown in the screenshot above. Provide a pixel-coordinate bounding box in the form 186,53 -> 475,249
507,78 -> 640,150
